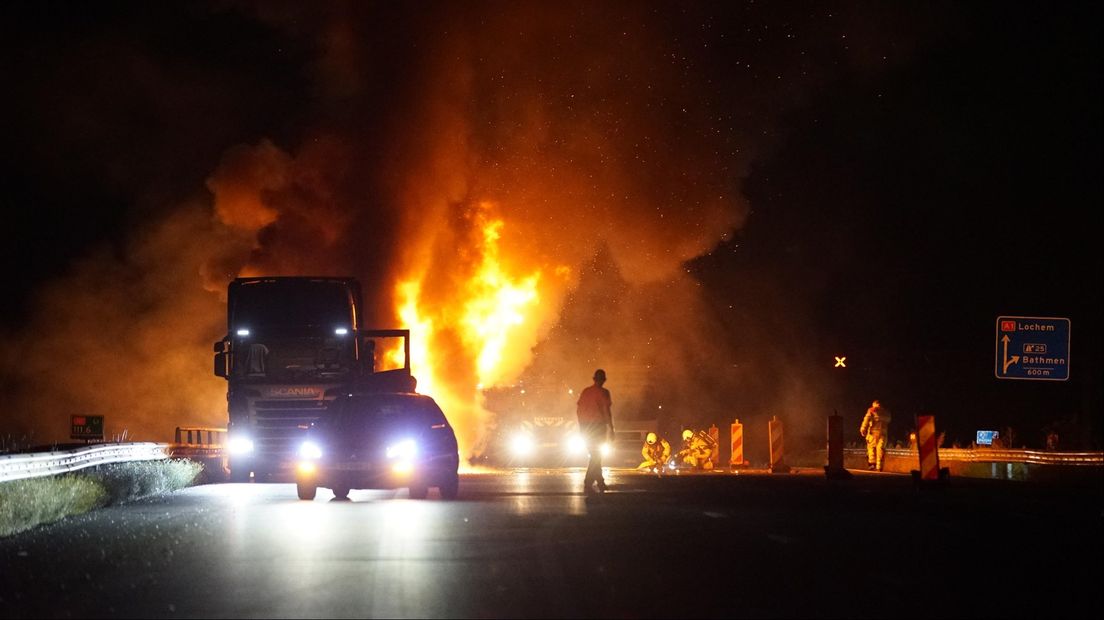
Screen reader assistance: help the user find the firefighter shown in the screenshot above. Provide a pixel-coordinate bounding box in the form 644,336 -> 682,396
638,432 -> 671,472
859,400 -> 892,471
677,428 -> 714,470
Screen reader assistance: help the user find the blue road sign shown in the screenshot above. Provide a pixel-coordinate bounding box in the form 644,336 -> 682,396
994,316 -> 1070,381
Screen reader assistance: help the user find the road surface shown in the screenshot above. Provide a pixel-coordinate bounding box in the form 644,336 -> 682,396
1,468 -> 1100,618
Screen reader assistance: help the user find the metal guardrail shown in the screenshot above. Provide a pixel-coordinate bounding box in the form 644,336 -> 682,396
0,442 -> 169,483
844,447 -> 1103,466
169,426 -> 226,462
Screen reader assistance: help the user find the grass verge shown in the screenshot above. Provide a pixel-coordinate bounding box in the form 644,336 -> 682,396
0,458 -> 203,538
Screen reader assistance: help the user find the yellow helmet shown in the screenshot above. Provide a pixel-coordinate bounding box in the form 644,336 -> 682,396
646,432 -> 657,445
682,429 -> 693,441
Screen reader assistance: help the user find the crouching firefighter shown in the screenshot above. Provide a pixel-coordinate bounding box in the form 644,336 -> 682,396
638,432 -> 671,472
678,428 -> 715,471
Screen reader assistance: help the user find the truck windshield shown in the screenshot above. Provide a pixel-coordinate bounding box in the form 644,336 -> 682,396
231,280 -> 353,328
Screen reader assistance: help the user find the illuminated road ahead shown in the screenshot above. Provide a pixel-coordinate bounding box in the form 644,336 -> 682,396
1,469 -> 1100,618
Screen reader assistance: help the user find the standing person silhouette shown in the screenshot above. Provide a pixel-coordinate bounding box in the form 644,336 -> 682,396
576,368 -> 614,494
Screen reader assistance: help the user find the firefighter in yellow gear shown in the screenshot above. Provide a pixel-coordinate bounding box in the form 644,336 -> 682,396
677,428 -> 714,470
859,400 -> 892,471
638,432 -> 671,471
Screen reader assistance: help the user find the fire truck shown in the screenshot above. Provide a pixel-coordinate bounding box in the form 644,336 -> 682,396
212,276 -> 413,481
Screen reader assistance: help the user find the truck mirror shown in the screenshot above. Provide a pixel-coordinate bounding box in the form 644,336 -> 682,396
214,352 -> 229,378
213,340 -> 226,353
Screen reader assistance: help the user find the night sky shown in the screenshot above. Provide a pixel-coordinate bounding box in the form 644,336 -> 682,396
1,2 -> 1099,453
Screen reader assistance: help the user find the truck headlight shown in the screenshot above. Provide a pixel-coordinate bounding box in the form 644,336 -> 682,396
566,433 -> 586,455
228,435 -> 254,455
299,440 -> 323,460
386,439 -> 418,460
510,432 -> 535,457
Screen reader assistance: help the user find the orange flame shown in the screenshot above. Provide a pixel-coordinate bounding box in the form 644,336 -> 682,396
462,219 -> 540,384
396,205 -> 543,459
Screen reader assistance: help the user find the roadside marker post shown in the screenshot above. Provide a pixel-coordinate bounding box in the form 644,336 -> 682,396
825,411 -> 852,479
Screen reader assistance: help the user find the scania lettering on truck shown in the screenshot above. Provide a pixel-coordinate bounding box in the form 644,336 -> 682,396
212,276 -> 413,481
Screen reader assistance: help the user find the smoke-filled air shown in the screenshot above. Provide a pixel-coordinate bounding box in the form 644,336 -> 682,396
2,2 -> 911,460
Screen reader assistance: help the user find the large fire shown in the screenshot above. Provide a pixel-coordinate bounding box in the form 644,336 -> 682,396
2,3 -> 760,449
395,203 -> 546,461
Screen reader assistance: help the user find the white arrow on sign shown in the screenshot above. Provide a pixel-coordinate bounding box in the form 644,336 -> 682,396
1001,335 -> 1020,374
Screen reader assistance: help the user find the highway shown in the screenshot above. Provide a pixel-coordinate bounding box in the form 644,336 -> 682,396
1,469 -> 1100,618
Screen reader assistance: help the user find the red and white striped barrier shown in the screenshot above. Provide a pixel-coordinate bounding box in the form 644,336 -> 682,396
769,415 -> 790,473
708,424 -> 720,468
730,419 -> 748,467
913,414 -> 949,483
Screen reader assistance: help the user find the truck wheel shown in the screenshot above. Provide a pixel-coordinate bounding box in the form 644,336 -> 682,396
438,473 -> 460,500
332,486 -> 350,500
229,467 -> 251,483
407,482 -> 429,500
297,482 -> 317,500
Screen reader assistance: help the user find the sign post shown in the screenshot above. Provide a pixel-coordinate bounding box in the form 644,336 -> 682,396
994,316 -> 1070,381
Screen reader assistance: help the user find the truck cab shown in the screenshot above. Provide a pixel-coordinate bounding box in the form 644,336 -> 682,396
213,276 -> 413,481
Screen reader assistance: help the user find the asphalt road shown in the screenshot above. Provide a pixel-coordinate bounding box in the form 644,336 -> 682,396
1,468 -> 1100,619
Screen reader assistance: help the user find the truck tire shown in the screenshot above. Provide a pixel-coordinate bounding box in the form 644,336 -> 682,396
438,473 -> 460,500
332,486 -> 350,500
229,467 -> 251,483
297,482 -> 317,500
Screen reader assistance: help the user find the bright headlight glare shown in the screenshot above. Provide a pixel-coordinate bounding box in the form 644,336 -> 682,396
299,441 -> 323,460
510,433 -> 535,456
600,442 -> 612,457
228,436 -> 254,455
386,439 -> 418,460
334,327 -> 348,335
235,328 -> 250,336
566,434 -> 586,454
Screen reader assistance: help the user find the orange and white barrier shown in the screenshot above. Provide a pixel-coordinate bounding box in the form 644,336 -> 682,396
769,415 -> 790,473
916,415 -> 942,480
708,424 -> 720,468
730,419 -> 748,467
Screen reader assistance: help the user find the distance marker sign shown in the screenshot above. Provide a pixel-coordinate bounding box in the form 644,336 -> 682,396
71,414 -> 105,440
995,316 -> 1070,381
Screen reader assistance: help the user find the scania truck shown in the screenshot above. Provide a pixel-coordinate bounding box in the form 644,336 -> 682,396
213,276 -> 413,481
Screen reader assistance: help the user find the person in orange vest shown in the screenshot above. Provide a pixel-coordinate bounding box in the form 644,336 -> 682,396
859,400 -> 892,471
576,368 -> 614,494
